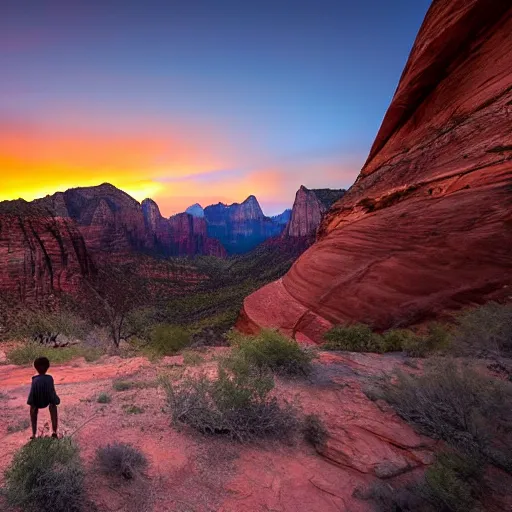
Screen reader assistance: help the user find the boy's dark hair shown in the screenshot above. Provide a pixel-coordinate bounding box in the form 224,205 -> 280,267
34,357 -> 50,374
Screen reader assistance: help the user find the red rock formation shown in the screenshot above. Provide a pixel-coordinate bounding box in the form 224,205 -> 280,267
238,0 -> 512,343
204,195 -> 285,254
168,213 -> 227,258
142,199 -> 226,257
0,201 -> 93,301
285,186 -> 345,238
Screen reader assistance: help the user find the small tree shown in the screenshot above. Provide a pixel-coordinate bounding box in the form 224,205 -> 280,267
81,264 -> 151,347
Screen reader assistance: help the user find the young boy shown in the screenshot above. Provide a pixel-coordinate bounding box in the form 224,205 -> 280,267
27,357 -> 60,439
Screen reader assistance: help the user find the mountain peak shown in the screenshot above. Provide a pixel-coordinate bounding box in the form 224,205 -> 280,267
185,203 -> 205,218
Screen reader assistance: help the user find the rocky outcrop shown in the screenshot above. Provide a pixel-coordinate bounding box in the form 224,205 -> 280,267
185,203 -> 205,218
141,199 -> 226,257
35,183 -> 151,253
168,213 -> 227,258
271,209 -> 292,226
204,195 -> 285,254
238,0 -> 512,343
0,201 -> 93,301
285,186 -> 345,238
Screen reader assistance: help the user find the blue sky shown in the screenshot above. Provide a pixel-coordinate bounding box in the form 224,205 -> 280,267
1,0 -> 432,215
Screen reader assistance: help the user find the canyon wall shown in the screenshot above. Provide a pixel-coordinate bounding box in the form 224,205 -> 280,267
204,195 -> 284,254
0,201 -> 93,301
238,0 -> 512,343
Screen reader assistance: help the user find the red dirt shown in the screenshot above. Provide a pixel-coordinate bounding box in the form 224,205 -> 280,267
0,349 -> 439,512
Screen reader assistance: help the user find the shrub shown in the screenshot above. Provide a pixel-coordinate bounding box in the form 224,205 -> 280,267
227,329 -> 314,376
303,414 -> 328,449
148,324 -> 191,357
354,481 -> 433,512
323,323 -> 383,352
6,343 -> 105,366
402,323 -> 451,357
97,393 -> 111,404
454,302 -> 512,356
7,419 -> 30,434
4,437 -> 85,512
382,329 -> 418,352
164,357 -> 298,442
123,405 -> 144,414
13,310 -> 89,343
379,359 -> 512,467
420,450 -> 484,512
113,380 -> 136,391
96,442 -> 147,480
182,350 -> 204,366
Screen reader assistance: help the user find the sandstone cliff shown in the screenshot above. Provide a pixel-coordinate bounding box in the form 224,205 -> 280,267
0,201 -> 93,301
238,0 -> 512,342
204,195 -> 285,254
284,186 -> 345,238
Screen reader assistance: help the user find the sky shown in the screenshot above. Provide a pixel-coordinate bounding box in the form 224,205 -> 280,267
1,0 -> 431,216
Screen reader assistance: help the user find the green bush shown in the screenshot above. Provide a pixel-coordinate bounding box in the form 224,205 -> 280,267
323,323 -> 383,352
96,442 -> 147,480
7,419 -> 30,434
182,350 -> 204,366
97,393 -> 111,404
454,302 -> 512,356
4,437 -> 85,512
164,357 -> 298,442
421,450 -> 484,512
227,329 -> 314,376
148,324 -> 191,357
402,323 -> 451,357
381,329 -> 418,352
13,310 -> 89,342
378,359 -> 512,467
7,344 -> 80,366
112,380 -> 136,391
303,414 -> 328,449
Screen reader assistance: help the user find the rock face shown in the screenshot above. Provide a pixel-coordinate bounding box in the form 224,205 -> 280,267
238,0 -> 512,343
185,203 -> 205,218
167,213 -> 227,258
36,183 -> 151,253
204,195 -> 285,254
285,186 -> 345,238
271,209 -> 292,226
142,199 -> 226,258
0,201 -> 93,301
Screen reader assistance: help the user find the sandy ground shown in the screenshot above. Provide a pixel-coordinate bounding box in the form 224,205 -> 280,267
0,348 -> 500,512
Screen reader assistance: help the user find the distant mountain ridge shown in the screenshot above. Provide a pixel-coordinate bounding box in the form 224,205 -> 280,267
0,183 -> 345,300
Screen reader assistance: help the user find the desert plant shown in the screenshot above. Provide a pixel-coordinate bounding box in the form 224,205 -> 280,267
123,404 -> 144,414
454,302 -> 512,356
13,310 -> 89,345
148,324 -> 191,357
323,323 -> 383,352
379,359 -> 512,468
182,350 -> 204,365
7,419 -> 30,434
420,450 -> 484,512
402,323 -> 451,357
4,437 -> 85,512
7,344 -> 85,366
112,380 -> 136,391
303,414 -> 328,449
227,329 -> 314,376
96,442 -> 147,480
97,393 -> 111,404
381,329 -> 418,352
164,357 -> 298,442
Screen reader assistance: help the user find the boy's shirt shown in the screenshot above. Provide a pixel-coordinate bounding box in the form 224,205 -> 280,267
27,374 -> 61,409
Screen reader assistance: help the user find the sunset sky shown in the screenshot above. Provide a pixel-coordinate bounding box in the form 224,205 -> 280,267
1,0 -> 431,216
